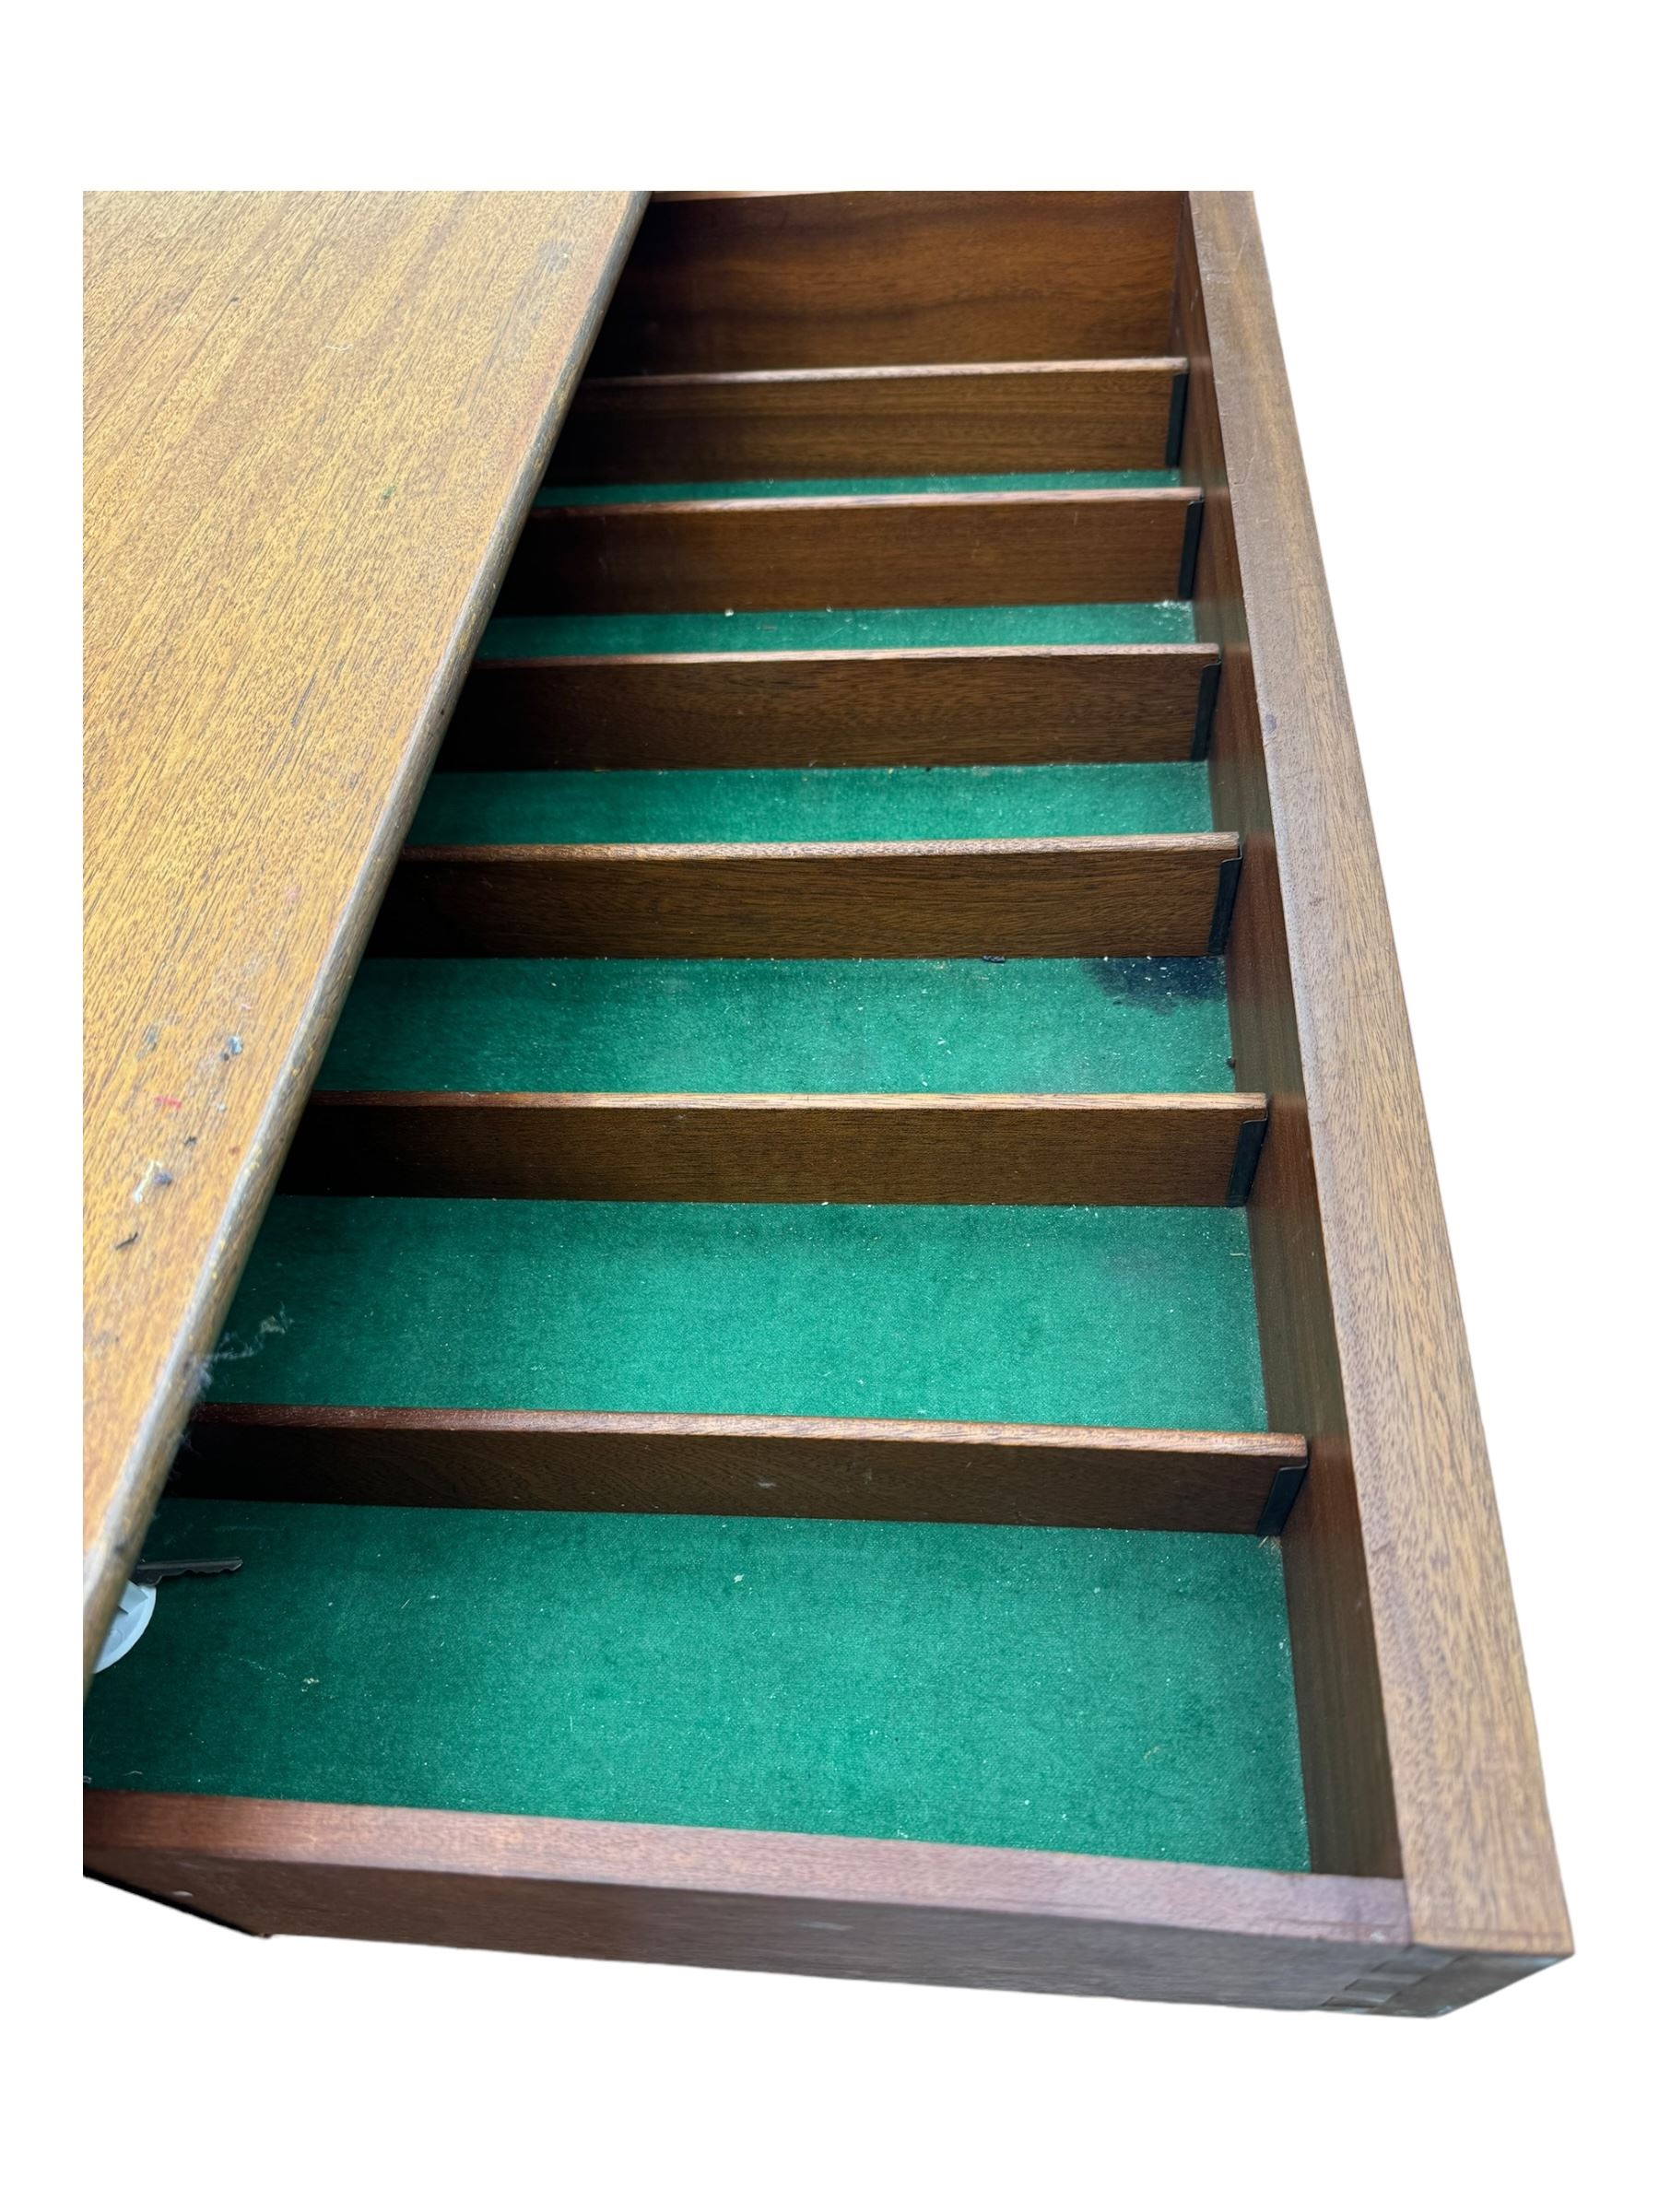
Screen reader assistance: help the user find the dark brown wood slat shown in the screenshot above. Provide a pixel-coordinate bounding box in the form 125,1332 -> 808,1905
499,488 -> 1199,616
547,359 -> 1186,482
282,1091 -> 1267,1206
177,1405 -> 1309,1535
587,192 -> 1184,372
1179,196 -> 1570,1989
370,833 -> 1240,958
444,644 -> 1218,770
84,1794 -> 1410,2006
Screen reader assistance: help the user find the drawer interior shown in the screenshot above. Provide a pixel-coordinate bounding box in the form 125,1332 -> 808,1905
88,192 -> 1369,1902
319,958 -> 1235,1096
197,1196 -> 1266,1430
84,1498 -> 1306,1871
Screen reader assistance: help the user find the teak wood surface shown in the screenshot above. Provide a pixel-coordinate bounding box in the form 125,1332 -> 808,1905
589,193 -> 1182,373
281,1090 -> 1265,1206
547,359 -> 1185,481
86,189 -> 1571,2015
371,835 -> 1239,959
445,644 -> 1218,769
179,1406 -> 1308,1535
82,190 -> 644,1675
501,487 -> 1197,615
1182,194 -> 1570,1981
1173,210 -> 1399,1888
85,1794 -> 1418,2010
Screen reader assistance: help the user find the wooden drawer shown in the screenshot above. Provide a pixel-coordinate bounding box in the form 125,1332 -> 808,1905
83,191 -> 1570,2015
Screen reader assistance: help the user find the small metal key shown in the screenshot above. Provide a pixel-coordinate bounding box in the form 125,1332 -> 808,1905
131,1557 -> 243,1586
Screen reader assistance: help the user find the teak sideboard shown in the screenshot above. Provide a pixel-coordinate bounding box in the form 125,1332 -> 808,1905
83,190 -> 1571,2015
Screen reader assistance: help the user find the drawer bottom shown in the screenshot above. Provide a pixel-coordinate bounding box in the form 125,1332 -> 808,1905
85,1496 -> 1307,1873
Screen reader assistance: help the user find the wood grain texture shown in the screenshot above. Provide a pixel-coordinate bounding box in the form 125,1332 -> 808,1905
548,359 -> 1185,481
1186,195 -> 1571,1971
177,1404 -> 1307,1534
1172,209 -> 1399,1888
82,190 -> 644,1678
500,488 -> 1197,616
587,193 -> 1183,373
371,834 -> 1240,959
444,644 -> 1218,770
84,1794 -> 1413,2009
281,1090 -> 1267,1206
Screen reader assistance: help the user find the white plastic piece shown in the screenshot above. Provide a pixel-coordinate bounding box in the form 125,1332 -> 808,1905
95,1580 -> 156,1672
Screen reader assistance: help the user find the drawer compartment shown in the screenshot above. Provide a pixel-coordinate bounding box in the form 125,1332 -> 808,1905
85,1500 -> 1307,1872
316,958 -> 1236,1097
85,190 -> 1569,2018
200,1196 -> 1267,1430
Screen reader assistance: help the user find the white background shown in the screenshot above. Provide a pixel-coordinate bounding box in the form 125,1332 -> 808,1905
20,6 -> 1653,2205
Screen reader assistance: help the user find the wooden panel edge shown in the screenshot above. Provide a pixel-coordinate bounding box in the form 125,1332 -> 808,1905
282,1090 -> 1265,1206
587,194 -> 1185,374
1185,192 -> 1571,1963
371,834 -> 1240,959
1173,201 -> 1400,1886
175,1404 -> 1306,1535
444,644 -> 1218,771
548,359 -> 1187,479
501,488 -> 1198,615
84,1792 -> 1410,2008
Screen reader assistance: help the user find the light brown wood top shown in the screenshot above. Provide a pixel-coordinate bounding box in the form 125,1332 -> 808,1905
83,190 -> 644,1675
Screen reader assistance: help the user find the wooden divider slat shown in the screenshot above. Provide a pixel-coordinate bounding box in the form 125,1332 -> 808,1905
500,488 -> 1199,616
547,359 -> 1186,482
588,192 -> 1183,373
444,643 -> 1218,770
371,833 -> 1239,959
283,1091 -> 1265,1206
85,1794 -> 1406,2009
178,1403 -> 1308,1535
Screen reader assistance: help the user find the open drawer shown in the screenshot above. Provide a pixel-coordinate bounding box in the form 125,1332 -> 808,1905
83,191 -> 1570,2014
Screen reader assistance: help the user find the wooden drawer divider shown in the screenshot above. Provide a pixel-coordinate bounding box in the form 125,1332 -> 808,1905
371,833 -> 1241,959
547,359 -> 1191,482
282,1090 -> 1268,1208
500,486 -> 1202,616
178,1405 -> 1309,1539
445,642 -> 1222,770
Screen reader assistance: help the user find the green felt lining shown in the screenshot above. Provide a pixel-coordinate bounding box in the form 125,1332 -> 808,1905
408,763 -> 1210,846
208,1199 -> 1267,1432
84,1499 -> 1309,1872
536,469 -> 1180,507
323,957 -> 1236,1096
478,601 -> 1196,660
